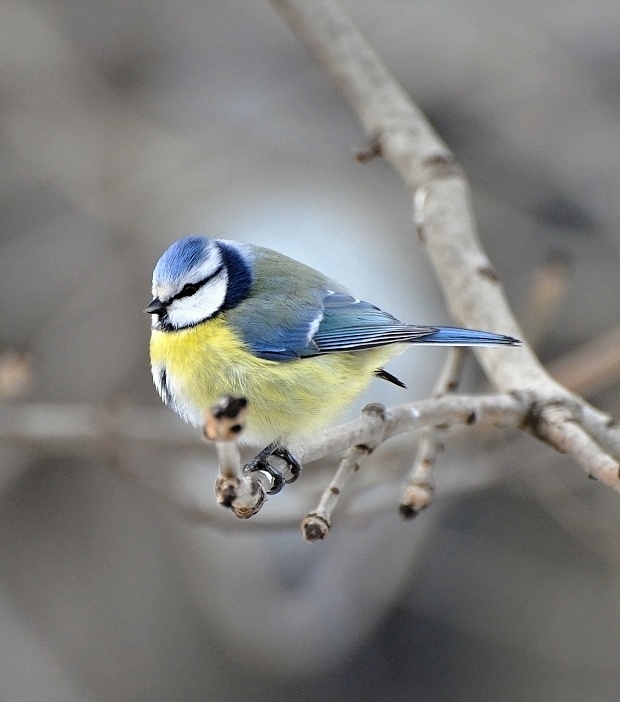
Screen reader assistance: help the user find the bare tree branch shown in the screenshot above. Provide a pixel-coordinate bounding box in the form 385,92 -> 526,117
2,0 -> 620,539
268,0 -> 620,497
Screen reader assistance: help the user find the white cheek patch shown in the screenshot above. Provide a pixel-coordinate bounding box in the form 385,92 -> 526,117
166,271 -> 228,328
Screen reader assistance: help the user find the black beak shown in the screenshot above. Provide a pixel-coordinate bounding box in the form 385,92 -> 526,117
144,298 -> 167,315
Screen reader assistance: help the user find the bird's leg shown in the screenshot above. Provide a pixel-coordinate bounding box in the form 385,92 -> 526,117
244,442 -> 303,495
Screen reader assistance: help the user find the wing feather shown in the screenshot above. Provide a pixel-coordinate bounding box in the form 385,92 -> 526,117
224,248 -> 518,361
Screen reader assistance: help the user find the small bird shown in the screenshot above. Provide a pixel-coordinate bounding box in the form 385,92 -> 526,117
146,235 -> 519,492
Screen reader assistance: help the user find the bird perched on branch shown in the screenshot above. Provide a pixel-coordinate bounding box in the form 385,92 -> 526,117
146,235 -> 519,493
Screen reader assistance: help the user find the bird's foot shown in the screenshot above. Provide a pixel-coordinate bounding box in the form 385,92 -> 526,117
244,443 -> 303,495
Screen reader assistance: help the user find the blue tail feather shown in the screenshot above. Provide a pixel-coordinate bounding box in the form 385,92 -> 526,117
421,326 -> 520,346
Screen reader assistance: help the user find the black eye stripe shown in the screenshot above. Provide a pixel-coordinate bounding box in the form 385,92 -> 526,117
171,265 -> 225,302
175,282 -> 198,300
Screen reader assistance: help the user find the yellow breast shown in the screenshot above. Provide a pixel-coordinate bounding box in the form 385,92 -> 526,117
150,317 -> 399,444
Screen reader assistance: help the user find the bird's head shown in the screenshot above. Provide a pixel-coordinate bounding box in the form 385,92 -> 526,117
145,236 -> 253,331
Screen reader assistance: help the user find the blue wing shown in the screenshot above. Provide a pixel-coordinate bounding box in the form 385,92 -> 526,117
232,290 -> 518,361
234,290 -> 439,361
235,303 -> 322,362
310,293 -> 438,352
313,293 -> 519,350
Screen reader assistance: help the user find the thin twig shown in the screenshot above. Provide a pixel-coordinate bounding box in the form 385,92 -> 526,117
400,347 -> 468,518
203,396 -> 268,519
302,402 -> 387,542
539,405 -> 620,489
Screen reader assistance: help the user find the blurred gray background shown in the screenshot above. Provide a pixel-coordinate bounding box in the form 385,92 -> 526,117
2,0 -> 620,700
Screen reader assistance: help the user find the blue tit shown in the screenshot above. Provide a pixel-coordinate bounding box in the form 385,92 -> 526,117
146,235 -> 519,492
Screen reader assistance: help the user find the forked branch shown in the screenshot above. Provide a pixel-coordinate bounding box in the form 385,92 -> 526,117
261,0 -> 620,511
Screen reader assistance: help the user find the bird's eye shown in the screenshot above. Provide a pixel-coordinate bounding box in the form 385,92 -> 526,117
177,282 -> 199,299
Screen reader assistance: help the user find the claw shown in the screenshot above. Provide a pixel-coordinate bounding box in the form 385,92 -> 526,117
243,442 -> 303,494
271,446 -> 303,484
244,457 -> 286,495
